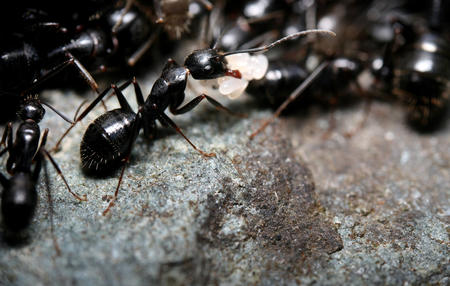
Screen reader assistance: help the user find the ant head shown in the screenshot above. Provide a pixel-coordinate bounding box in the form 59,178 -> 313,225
17,95 -> 45,122
184,49 -> 228,79
185,30 -> 336,80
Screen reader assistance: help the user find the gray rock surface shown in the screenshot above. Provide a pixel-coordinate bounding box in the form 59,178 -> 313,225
0,72 -> 448,285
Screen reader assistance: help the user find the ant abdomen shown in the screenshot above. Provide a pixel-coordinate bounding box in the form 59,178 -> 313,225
247,62 -> 309,107
80,109 -> 137,173
1,172 -> 37,231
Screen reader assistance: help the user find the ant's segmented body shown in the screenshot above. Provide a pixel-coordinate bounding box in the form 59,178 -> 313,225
0,96 -> 86,233
53,30 -> 334,215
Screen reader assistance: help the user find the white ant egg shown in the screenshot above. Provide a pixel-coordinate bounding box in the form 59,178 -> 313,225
218,76 -> 249,99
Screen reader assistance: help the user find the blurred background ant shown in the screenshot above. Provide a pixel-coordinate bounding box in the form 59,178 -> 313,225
370,0 -> 450,131
208,0 -> 450,137
0,95 -> 86,252
0,1 -> 163,122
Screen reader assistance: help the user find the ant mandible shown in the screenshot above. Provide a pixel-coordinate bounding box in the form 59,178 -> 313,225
53,29 -> 334,215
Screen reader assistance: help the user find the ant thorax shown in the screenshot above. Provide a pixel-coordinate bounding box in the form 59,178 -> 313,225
188,53 -> 269,99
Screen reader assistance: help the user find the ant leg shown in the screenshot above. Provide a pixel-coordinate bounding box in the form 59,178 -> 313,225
40,102 -> 74,124
127,26 -> 161,66
0,122 -> 12,149
195,0 -> 213,10
132,77 -> 145,106
102,156 -> 129,216
249,61 -> 329,139
28,22 -> 67,35
111,84 -> 133,112
40,129 -> 87,201
322,102 -> 337,140
344,84 -> 372,138
112,0 -> 135,33
22,55 -> 99,96
66,53 -> 100,93
72,99 -> 89,122
153,0 -> 164,23
42,159 -> 62,256
124,0 -> 164,66
154,107 -> 215,157
170,94 -> 246,117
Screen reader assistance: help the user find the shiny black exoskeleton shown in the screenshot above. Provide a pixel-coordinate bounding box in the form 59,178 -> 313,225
249,57 -> 363,108
77,60 -> 224,174
0,96 -> 85,232
247,56 -> 366,138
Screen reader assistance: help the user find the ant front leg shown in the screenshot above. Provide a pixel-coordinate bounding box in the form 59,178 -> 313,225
22,54 -> 99,96
112,0 -> 135,32
170,93 -> 246,118
343,82 -> 372,138
153,107 -> 215,157
41,158 -> 62,256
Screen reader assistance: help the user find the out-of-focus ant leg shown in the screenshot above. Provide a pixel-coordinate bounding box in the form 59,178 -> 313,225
40,129 -> 87,201
0,122 -> 12,149
249,61 -> 329,139
42,158 -> 62,256
22,54 -> 99,96
127,26 -> 161,66
344,83 -> 373,138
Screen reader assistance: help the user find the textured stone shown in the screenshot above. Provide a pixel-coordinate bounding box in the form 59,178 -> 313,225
0,78 -> 341,285
0,61 -> 448,285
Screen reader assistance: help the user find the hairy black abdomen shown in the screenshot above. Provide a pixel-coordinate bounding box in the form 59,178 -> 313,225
80,109 -> 136,174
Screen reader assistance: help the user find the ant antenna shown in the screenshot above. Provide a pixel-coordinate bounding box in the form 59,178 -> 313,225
222,29 -> 336,56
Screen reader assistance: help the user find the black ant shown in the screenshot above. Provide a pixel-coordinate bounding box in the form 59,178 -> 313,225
0,4 -> 155,121
371,0 -> 450,131
209,1 -> 368,139
0,96 -> 86,234
247,56 -> 367,139
52,29 -> 334,215
211,0 -> 308,52
112,0 -> 213,65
